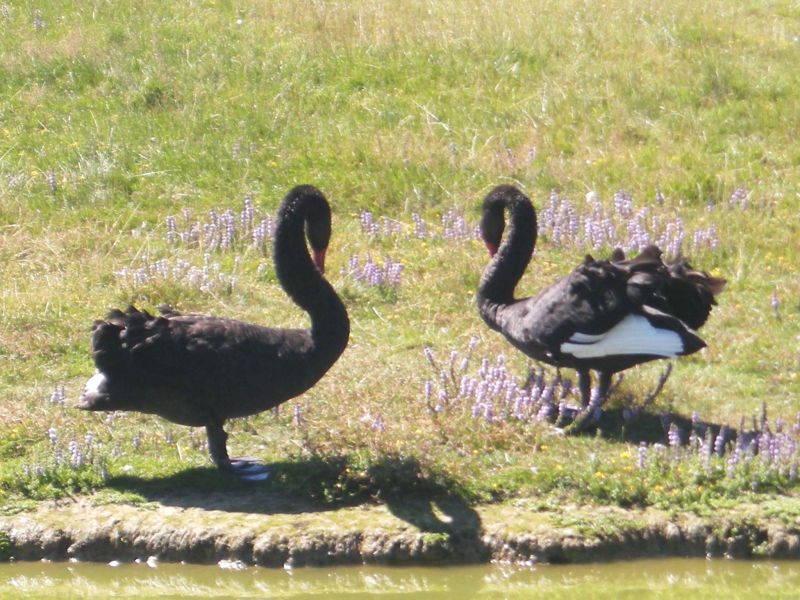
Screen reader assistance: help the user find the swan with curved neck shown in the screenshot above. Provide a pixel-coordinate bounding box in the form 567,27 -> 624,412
79,185 -> 349,479
477,184 -> 724,417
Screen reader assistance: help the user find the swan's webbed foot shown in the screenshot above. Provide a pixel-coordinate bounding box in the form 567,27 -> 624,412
229,458 -> 271,482
206,424 -> 270,482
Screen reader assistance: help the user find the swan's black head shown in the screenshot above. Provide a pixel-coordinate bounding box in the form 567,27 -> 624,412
480,185 -> 534,257
282,185 -> 332,273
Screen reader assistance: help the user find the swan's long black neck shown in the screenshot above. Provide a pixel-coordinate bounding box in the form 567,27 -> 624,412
274,187 -> 350,367
477,188 -> 537,329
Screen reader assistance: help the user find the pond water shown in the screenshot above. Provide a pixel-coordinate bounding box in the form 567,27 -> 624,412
1,558 -> 798,599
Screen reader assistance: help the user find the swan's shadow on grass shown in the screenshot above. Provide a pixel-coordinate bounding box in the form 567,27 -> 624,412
567,407 -> 742,447
106,464 -> 326,516
105,455 -> 484,542
379,493 -> 488,563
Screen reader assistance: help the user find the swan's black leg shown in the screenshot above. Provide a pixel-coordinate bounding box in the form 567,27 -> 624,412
205,423 -> 270,482
577,370 -> 591,406
567,370 -> 605,433
596,371 -> 613,405
206,424 -> 231,468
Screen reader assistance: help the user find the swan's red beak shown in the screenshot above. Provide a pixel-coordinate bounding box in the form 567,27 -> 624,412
313,248 -> 326,274
485,242 -> 499,257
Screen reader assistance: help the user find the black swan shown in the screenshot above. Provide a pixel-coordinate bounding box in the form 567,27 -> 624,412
79,185 -> 350,480
476,184 -> 724,420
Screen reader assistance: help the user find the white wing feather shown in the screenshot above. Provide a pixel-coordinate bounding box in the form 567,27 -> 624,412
560,314 -> 684,358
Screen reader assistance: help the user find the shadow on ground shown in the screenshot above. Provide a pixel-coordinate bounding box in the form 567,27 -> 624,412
565,407 -> 744,448
105,454 -> 484,542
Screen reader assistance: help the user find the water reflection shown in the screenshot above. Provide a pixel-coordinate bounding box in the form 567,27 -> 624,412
1,559 -> 799,599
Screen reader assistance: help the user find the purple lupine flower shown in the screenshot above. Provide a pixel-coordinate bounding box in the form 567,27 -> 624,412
370,414 -> 386,432
667,423 -> 681,452
470,399 -> 482,418
688,412 -> 700,450
116,255 -> 235,295
728,187 -> 749,210
423,346 -> 436,369
362,256 -> 378,285
411,213 -> 428,239
441,208 -> 478,241
252,217 -> 274,255
359,210 -> 378,236
384,256 -> 403,286
48,427 -> 57,446
726,445 -> 740,477
637,442 -> 647,469
757,430 -> 770,458
342,254 -> 403,288
771,291 -> 780,319
448,350 -> 459,376
166,215 -> 177,244
293,405 -> 303,427
439,370 -> 450,398
47,169 -> 57,194
69,440 -> 82,467
33,8 -> 44,30
381,216 -> 401,236
613,190 -> 634,218
459,375 -> 476,399
700,430 -> 713,469
536,401 -> 554,422
241,194 -> 254,231
423,338 -> 585,425
49,385 -> 66,405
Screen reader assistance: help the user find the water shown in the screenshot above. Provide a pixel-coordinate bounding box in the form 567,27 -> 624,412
1,559 -> 798,599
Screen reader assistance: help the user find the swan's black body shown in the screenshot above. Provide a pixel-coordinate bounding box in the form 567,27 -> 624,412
79,186 -> 349,477
477,185 -> 724,409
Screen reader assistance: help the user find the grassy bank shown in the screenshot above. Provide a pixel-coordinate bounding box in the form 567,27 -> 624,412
1,0 -> 799,522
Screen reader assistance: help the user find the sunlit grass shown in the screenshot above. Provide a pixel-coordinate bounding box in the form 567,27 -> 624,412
1,0 -> 799,514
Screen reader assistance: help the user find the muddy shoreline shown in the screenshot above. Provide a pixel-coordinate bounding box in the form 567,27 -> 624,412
2,493 -> 800,567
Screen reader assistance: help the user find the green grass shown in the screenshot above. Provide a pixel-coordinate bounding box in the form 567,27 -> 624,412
1,0 -> 800,516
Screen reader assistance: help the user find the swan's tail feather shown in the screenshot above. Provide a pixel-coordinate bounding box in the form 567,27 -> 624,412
664,258 -> 726,330
82,306 -> 174,410
609,245 -> 670,306
611,246 -> 724,330
89,306 -> 170,373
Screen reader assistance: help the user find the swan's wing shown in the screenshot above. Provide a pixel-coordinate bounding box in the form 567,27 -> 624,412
559,308 -> 704,359
90,307 -> 307,390
497,256 -> 705,362
496,259 -> 631,354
